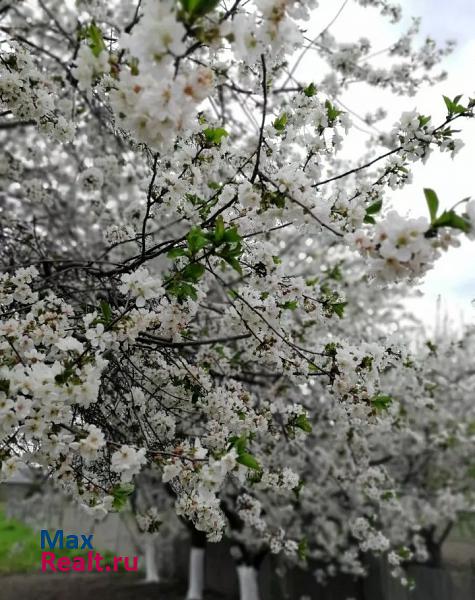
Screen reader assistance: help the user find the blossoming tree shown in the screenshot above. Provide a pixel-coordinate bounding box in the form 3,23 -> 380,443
1,2 -> 475,598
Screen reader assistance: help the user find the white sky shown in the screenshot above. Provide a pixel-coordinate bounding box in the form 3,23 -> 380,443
397,0 -> 475,332
298,0 -> 475,332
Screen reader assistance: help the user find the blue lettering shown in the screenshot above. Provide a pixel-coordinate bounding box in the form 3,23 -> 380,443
41,530 -> 63,550
81,534 -> 94,550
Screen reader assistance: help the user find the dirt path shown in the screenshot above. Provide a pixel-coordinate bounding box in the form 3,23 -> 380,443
0,573 -> 230,600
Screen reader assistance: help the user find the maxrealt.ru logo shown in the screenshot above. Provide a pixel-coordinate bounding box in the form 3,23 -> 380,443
40,530 -> 139,573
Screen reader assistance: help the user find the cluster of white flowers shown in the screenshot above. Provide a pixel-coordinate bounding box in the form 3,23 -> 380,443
119,267 -> 164,307
0,456 -> 23,481
77,424 -> 106,460
0,46 -> 75,141
349,211 -> 461,281
351,517 -> 390,553
238,494 -> 267,532
261,467 -> 300,492
111,445 -> 147,482
136,506 -> 163,534
0,265 -> 39,306
110,67 -> 214,149
105,0 -> 215,148
71,44 -> 111,92
176,489 -> 226,542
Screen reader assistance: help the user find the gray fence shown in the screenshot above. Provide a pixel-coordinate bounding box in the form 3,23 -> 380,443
2,481 -> 474,599
190,542 -> 475,600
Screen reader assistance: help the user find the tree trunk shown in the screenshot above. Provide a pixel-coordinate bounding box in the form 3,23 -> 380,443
425,537 -> 443,568
185,529 -> 207,600
420,527 -> 446,569
143,535 -> 160,583
185,546 -> 206,600
237,564 -> 260,600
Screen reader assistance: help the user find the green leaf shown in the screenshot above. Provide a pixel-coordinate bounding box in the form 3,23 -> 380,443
293,479 -> 304,499
424,188 -> 439,222
185,193 -> 203,206
167,281 -> 198,301
129,57 -> 139,76
86,23 -> 106,57
366,199 -> 382,215
371,395 -> 393,412
203,127 -> 228,145
363,215 -> 376,225
273,113 -> 288,131
100,300 -> 112,325
432,210 -> 470,233
111,483 -> 135,511
295,413 -> 312,433
303,83 -> 317,97
418,115 -> 431,128
180,0 -> 220,19
237,452 -> 261,471
55,368 -> 74,385
325,99 -> 343,123
228,434 -> 247,455
229,435 -> 261,471
167,247 -> 188,259
214,215 -> 225,244
297,538 -> 308,561
443,94 -> 466,116
443,95 -> 454,114
327,265 -> 342,281
187,227 -> 209,255
182,262 -> 205,282
222,226 -> 241,244
397,546 -> 412,561
331,302 -> 346,318
223,256 -> 242,275
0,379 -> 10,394
279,300 -> 298,311
359,355 -> 373,370
269,191 -> 286,209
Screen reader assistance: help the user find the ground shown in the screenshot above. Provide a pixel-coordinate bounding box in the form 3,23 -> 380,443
0,573 -> 230,600
0,505 -> 121,574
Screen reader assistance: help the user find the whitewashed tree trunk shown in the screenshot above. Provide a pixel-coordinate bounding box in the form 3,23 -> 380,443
144,535 -> 160,583
237,564 -> 260,600
185,547 -> 205,600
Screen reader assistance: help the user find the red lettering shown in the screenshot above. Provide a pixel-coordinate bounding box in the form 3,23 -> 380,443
113,556 -> 122,572
56,556 -> 71,572
72,556 -> 86,572
123,556 -> 138,572
94,552 -> 104,571
41,552 -> 57,572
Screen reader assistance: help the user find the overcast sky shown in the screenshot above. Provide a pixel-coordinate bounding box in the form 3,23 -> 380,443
397,0 -> 475,332
300,0 -> 475,333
